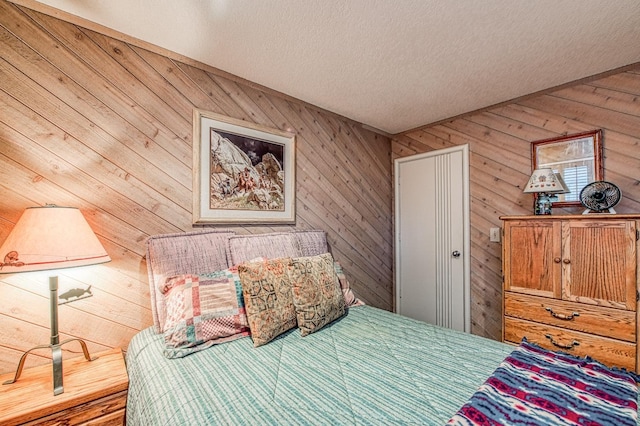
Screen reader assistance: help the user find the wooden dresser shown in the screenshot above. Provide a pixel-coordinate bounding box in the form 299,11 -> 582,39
501,214 -> 640,372
0,348 -> 128,425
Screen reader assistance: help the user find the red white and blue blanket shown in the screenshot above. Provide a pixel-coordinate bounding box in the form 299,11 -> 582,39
448,339 -> 639,426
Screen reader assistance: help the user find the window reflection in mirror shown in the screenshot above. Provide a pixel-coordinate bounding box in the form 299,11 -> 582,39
531,130 -> 603,208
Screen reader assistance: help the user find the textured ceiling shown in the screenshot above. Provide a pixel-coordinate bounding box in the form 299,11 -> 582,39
22,0 -> 640,134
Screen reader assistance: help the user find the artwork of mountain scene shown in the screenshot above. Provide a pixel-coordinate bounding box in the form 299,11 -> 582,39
209,129 -> 286,211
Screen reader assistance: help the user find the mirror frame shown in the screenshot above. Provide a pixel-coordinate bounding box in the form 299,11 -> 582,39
531,130 -> 603,208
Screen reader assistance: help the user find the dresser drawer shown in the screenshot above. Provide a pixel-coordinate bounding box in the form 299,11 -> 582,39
504,317 -> 636,371
504,292 -> 636,342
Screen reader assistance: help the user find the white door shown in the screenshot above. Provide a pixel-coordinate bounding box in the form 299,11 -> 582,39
394,144 -> 470,332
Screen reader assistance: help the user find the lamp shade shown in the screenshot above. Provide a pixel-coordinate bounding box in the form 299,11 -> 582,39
523,168 -> 565,194
0,205 -> 110,274
553,172 -> 570,195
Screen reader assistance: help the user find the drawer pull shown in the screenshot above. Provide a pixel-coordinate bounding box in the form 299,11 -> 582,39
545,334 -> 579,350
545,307 -> 579,321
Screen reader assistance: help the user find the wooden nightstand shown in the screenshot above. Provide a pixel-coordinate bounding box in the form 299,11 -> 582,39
0,348 -> 128,425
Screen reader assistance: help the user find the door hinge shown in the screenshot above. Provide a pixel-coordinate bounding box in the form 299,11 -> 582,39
636,230 -> 639,241
637,290 -> 639,302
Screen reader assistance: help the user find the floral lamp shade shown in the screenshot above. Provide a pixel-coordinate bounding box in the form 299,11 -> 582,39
523,168 -> 567,194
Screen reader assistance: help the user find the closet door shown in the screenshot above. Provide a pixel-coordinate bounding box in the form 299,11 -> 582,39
394,145 -> 470,332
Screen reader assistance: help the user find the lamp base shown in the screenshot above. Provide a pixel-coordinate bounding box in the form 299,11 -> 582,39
2,338 -> 93,395
534,193 -> 559,215
2,276 -> 94,395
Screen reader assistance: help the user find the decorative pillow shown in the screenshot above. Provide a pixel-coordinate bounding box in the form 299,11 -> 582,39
289,253 -> 346,336
238,257 -> 297,347
146,230 -> 235,334
448,339 -> 640,425
160,267 -> 249,358
333,261 -> 365,308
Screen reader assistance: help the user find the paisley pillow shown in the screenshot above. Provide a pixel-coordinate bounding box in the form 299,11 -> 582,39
238,257 -> 296,347
289,253 -> 345,336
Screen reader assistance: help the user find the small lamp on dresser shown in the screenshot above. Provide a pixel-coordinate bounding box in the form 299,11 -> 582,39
524,168 -> 570,215
0,205 -> 110,396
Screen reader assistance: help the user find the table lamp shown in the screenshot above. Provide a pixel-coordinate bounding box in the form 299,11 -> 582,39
0,205 -> 111,395
523,168 -> 570,215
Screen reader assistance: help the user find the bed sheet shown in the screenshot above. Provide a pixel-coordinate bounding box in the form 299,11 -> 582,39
126,306 -> 515,425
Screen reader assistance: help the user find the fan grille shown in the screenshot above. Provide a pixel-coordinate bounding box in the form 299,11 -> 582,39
579,181 -> 621,211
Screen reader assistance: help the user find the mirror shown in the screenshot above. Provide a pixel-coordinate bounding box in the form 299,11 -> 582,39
531,130 -> 603,208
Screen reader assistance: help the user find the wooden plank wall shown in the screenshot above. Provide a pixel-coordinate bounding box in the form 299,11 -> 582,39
0,1 -> 393,373
393,67 -> 640,341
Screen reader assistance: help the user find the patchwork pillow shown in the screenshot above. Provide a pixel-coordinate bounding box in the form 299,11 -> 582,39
160,267 -> 249,358
448,339 -> 640,425
333,261 -> 365,308
289,253 -> 346,336
146,230 -> 235,334
238,257 -> 297,347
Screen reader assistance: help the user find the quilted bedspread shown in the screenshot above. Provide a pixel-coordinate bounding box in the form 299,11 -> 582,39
126,306 -> 513,425
127,306 -> 640,426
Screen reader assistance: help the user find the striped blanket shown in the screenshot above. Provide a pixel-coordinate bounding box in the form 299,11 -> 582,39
448,339 -> 639,426
126,305 -> 514,425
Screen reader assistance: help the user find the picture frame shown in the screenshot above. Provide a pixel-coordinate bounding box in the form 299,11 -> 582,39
531,129 -> 603,208
193,109 -> 296,224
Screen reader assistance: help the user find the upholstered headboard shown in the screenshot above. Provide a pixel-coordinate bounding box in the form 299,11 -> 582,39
145,229 -> 329,333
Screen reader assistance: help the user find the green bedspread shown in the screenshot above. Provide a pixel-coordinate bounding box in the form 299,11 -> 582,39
125,305 -> 515,425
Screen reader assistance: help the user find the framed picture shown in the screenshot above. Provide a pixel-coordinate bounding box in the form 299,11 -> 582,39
531,130 -> 603,208
193,109 -> 296,224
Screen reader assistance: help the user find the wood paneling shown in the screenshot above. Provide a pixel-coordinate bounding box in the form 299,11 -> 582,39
393,67 -> 640,341
0,1 -> 392,373
2,0 -> 638,374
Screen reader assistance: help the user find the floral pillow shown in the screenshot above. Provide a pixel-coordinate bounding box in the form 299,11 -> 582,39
159,266 -> 249,358
238,257 -> 297,347
290,253 -> 346,336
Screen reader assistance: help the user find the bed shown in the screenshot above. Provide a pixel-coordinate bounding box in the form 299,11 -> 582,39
125,229 -> 639,425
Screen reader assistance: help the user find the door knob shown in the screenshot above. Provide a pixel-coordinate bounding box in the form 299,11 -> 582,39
452,250 -> 461,258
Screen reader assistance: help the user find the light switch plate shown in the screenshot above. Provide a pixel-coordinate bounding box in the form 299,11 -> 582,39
490,227 -> 501,243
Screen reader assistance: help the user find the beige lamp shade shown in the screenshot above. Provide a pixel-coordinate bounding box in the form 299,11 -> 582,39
0,205 -> 111,274
553,172 -> 570,195
523,168 -> 566,194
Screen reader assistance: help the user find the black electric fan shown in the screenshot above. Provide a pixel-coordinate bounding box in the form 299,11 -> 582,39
579,181 -> 621,214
